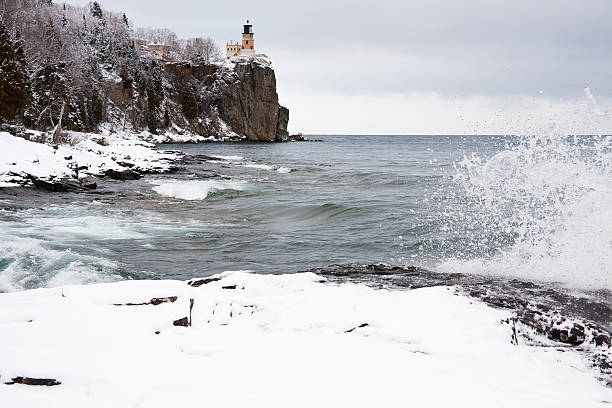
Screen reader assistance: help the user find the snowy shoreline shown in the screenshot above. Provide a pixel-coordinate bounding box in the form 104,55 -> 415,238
0,271 -> 609,407
0,127 -> 187,188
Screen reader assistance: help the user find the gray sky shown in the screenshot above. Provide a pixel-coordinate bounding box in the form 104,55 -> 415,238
65,0 -> 612,134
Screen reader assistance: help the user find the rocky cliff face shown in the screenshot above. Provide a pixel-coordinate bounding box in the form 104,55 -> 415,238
158,56 -> 289,142
214,58 -> 288,142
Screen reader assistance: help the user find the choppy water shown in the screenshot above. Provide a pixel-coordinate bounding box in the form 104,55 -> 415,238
0,134 -> 610,292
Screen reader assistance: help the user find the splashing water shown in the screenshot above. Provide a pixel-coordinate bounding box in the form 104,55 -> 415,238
436,131 -> 611,290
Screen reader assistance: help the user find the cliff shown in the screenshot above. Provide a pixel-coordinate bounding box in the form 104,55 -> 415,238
214,57 -> 289,142
106,56 -> 290,142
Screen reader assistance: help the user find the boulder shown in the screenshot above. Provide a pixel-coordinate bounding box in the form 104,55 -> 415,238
275,106 -> 290,142
104,169 -> 142,181
27,175 -> 97,192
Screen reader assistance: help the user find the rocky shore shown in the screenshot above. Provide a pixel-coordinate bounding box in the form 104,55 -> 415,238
1,270 -> 610,407
312,263 -> 612,387
0,128 -> 181,189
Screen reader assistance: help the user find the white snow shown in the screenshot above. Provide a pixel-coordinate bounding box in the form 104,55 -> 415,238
0,130 -> 179,186
0,271 -> 609,407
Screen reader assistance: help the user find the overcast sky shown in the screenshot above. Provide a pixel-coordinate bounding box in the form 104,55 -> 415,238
65,0 -> 612,134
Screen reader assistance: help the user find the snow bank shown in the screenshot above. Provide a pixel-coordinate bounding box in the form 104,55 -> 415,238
0,130 -> 179,186
0,272 -> 609,407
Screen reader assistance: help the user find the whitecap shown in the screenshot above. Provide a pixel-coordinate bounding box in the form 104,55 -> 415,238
211,155 -> 243,161
242,162 -> 292,173
0,236 -> 123,292
150,179 -> 250,200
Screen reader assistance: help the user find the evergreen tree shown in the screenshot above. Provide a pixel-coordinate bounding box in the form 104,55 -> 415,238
85,88 -> 104,131
61,5 -> 68,27
91,2 -> 103,19
23,63 -> 83,131
0,20 -> 27,122
163,109 -> 171,128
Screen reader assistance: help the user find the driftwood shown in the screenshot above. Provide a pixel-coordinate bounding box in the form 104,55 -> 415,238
5,377 -> 61,386
345,323 -> 369,333
114,296 -> 177,306
188,277 -> 221,287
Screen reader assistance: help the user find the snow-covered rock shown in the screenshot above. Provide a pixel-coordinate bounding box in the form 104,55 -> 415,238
0,271 -> 609,407
0,129 -> 179,187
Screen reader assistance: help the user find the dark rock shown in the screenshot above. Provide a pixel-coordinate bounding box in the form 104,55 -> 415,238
79,177 -> 97,190
188,277 -> 221,287
548,328 -> 569,343
27,175 -> 96,192
0,123 -> 25,137
345,323 -> 369,333
114,296 -> 177,306
203,74 -> 215,87
288,133 -> 307,142
215,59 -> 288,142
104,169 -> 142,181
275,106 -> 290,142
150,296 -> 178,305
173,317 -> 189,327
595,334 -> 611,347
222,284 -> 237,290
192,64 -> 218,81
5,377 -> 61,386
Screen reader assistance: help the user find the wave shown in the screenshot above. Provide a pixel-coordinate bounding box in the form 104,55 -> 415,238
0,236 -> 125,292
211,154 -> 244,161
273,203 -> 359,224
241,162 -> 292,173
150,179 -> 250,200
435,134 -> 611,290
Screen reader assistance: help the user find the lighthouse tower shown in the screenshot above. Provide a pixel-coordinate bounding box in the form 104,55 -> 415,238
241,20 -> 255,56
226,20 -> 257,58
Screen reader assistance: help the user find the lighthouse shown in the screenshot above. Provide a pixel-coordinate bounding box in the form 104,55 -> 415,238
241,20 -> 255,56
226,20 -> 257,58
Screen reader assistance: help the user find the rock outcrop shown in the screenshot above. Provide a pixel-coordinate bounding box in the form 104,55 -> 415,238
155,56 -> 290,142
214,58 -> 289,142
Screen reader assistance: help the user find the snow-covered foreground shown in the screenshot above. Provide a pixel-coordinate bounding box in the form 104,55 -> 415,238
0,272 -> 609,407
0,130 -> 179,187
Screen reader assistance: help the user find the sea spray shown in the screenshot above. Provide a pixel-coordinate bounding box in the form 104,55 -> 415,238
436,132 -> 611,289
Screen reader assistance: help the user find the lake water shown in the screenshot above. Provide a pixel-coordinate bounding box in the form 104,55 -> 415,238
0,134 -> 610,292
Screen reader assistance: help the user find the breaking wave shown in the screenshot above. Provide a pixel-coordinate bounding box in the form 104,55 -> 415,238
241,162 -> 292,173
151,179 -> 250,200
435,133 -> 612,290
0,236 -> 126,292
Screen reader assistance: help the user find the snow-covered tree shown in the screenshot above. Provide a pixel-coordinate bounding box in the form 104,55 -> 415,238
182,37 -> 221,64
